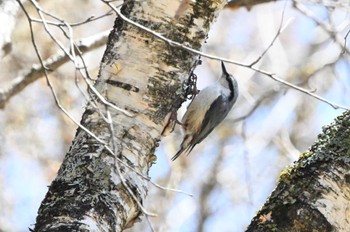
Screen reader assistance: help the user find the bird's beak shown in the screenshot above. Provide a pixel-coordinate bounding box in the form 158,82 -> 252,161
221,61 -> 228,76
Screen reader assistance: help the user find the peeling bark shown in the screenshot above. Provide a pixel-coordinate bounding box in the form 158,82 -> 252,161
247,111 -> 350,232
34,0 -> 226,231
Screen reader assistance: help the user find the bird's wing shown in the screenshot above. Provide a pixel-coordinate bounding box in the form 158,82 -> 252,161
171,134 -> 194,161
192,95 -> 231,145
182,87 -> 221,132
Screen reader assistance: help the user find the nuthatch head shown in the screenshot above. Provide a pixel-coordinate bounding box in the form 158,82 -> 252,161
172,62 -> 238,161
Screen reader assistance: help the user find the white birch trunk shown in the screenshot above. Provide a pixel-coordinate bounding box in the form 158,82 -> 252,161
34,0 -> 226,231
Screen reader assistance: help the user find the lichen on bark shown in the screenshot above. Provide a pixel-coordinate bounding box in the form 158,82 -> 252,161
34,1 -> 227,231
247,110 -> 350,231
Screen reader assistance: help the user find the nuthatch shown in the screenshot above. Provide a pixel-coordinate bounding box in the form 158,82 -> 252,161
172,62 -> 239,161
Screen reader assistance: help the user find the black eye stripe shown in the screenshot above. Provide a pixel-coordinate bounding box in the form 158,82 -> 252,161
225,75 -> 234,101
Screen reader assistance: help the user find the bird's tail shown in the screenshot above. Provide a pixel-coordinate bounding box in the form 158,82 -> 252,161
171,134 -> 195,161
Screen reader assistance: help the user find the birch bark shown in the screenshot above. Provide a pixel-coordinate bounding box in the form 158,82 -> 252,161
34,0 -> 226,231
247,111 -> 350,232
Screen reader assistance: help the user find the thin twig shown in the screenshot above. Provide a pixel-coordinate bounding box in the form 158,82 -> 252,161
232,92 -> 274,123
29,0 -> 75,61
250,67 -> 347,110
15,0 -> 110,146
24,0 -> 135,117
342,29 -> 350,55
249,3 -> 293,66
31,10 -> 114,27
293,1 -> 350,54
4,2 -> 134,116
145,214 -> 156,232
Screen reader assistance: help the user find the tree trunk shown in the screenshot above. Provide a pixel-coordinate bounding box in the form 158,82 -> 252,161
247,110 -> 350,232
34,0 -> 226,231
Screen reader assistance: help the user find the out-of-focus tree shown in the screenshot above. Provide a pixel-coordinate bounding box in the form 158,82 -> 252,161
0,0 -> 349,231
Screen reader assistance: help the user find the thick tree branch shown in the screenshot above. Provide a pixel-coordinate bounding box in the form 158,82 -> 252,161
247,110 -> 350,231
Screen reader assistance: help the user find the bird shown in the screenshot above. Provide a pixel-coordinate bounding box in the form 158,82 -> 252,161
172,61 -> 239,161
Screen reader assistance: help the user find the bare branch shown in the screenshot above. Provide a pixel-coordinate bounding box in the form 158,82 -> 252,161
342,28 -> 350,55
249,4 -> 293,66
231,90 -> 275,123
15,0 -> 112,148
293,1 -> 350,54
31,10 -> 114,27
251,68 -> 347,110
28,0 -> 75,61
0,30 -> 109,109
196,147 -> 225,232
7,0 -> 135,117
145,215 -> 156,232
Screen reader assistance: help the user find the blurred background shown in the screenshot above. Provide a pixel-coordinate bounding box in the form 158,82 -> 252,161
0,0 -> 349,231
